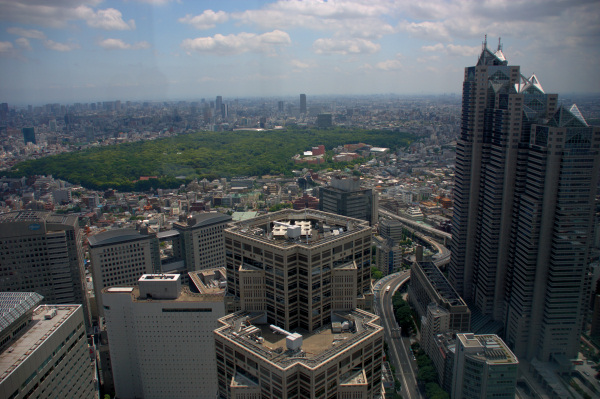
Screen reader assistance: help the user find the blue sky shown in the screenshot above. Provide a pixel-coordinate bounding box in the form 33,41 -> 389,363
0,0 -> 599,105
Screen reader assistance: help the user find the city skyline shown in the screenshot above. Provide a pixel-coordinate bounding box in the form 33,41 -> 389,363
0,0 -> 599,105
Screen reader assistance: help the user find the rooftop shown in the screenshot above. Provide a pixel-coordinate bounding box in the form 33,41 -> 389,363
88,228 -> 152,247
0,292 -> 43,333
417,261 -> 466,307
226,209 -> 369,248
0,305 -> 80,383
459,333 -> 518,365
103,284 -> 223,303
216,309 -> 382,369
173,212 -> 232,230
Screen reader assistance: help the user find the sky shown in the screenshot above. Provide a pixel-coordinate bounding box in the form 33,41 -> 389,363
0,0 -> 599,105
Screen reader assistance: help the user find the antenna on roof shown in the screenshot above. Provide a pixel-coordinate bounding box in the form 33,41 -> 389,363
482,34 -> 487,50
497,37 -> 502,51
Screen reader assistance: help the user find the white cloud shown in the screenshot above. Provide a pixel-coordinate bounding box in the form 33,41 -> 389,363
179,10 -> 229,30
44,40 -> 80,52
98,38 -> 151,50
375,59 -> 402,71
78,7 -> 135,30
15,37 -> 32,51
232,0 -> 396,39
290,59 -> 310,69
0,41 -> 14,52
0,2 -> 135,30
181,30 -> 291,55
421,43 -> 479,57
313,38 -> 380,55
6,27 -> 46,40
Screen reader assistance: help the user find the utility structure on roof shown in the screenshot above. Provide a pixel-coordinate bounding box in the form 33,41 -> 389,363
448,37 -> 600,362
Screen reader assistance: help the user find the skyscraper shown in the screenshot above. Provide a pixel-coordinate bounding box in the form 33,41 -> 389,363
103,273 -> 226,399
300,93 -> 307,114
22,127 -> 35,144
448,38 -> 600,361
217,209 -> 383,398
0,211 -> 91,326
216,95 -> 223,118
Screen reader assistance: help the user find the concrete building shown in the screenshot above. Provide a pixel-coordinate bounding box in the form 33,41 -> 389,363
452,333 -> 518,399
172,212 -> 232,271
300,94 -> 307,114
408,261 -> 471,333
22,127 -> 35,144
0,211 -> 91,327
378,219 -> 405,242
319,176 -> 378,225
0,292 -> 96,399
102,273 -> 226,399
215,309 -> 384,399
373,235 -> 404,276
449,39 -> 600,361
225,209 -> 374,333
316,113 -> 333,128
88,226 -> 161,317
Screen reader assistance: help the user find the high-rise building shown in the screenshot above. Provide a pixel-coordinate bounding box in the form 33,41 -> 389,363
0,292 -> 96,399
218,210 -> 383,398
172,212 -> 232,271
102,273 -> 226,399
278,100 -> 284,113
448,38 -> 600,361
300,94 -> 307,114
316,113 -> 333,128
224,209 -> 374,332
216,96 -> 223,117
22,127 -> 35,144
452,333 -> 518,399
0,211 -> 91,326
319,176 -> 378,225
88,226 -> 161,318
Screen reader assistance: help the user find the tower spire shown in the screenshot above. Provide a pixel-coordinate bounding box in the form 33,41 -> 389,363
483,34 -> 487,50
498,37 -> 502,51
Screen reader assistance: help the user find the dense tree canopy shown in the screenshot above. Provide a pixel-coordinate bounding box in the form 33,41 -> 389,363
8,127 -> 414,191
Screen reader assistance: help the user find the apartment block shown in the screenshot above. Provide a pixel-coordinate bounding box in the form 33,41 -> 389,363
0,292 -> 95,399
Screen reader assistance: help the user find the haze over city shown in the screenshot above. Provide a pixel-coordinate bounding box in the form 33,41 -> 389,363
1,0 -> 599,105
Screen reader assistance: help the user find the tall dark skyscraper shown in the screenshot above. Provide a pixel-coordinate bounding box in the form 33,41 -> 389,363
22,127 -> 36,144
449,38 -> 600,361
300,93 -> 307,114
215,95 -> 223,118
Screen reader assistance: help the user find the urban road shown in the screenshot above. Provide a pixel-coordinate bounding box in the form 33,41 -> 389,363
374,271 -> 424,399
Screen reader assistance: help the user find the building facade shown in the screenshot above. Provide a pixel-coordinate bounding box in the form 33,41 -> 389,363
300,94 -> 307,114
0,293 -> 96,399
0,211 -> 91,326
88,226 -> 161,317
448,39 -> 600,361
172,212 -> 232,271
452,333 -> 518,399
224,209 -> 374,333
215,309 -> 384,399
319,176 -> 378,226
102,273 -> 226,399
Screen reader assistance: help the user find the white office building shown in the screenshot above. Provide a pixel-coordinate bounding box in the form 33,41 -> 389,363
103,273 -> 226,399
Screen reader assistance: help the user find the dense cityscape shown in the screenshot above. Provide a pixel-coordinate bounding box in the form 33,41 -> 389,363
1,1 -> 600,398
